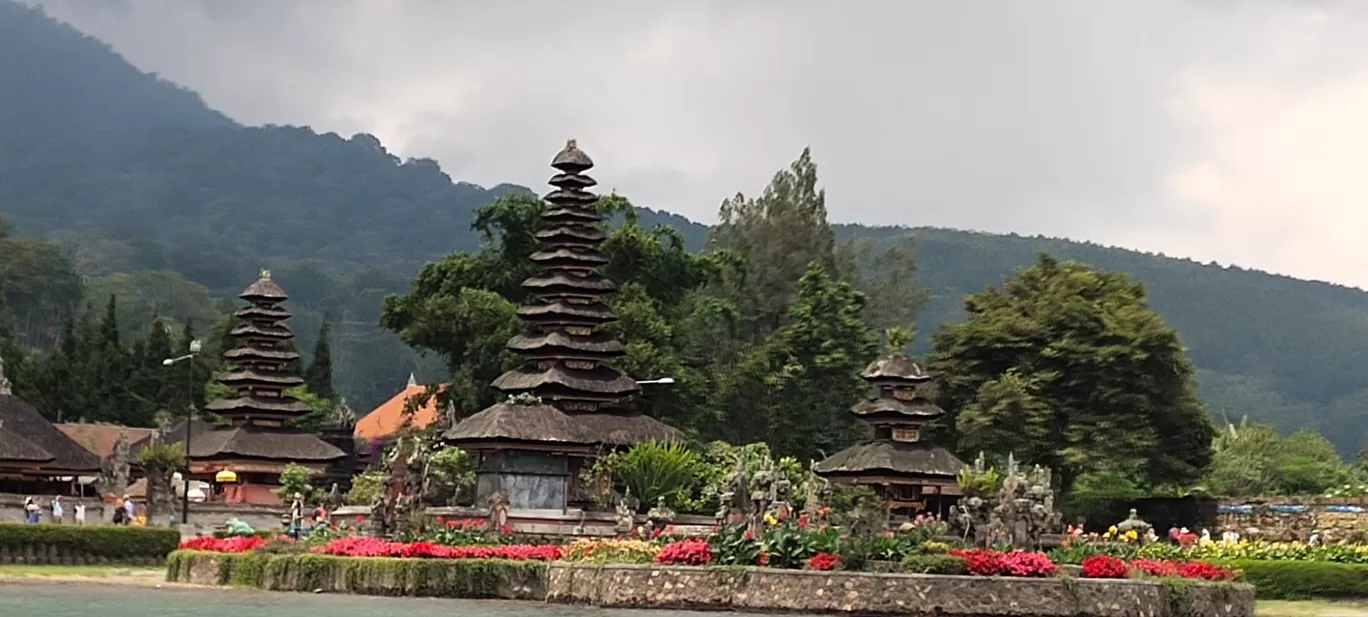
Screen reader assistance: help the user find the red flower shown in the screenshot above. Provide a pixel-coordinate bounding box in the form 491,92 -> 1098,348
949,549 -> 1056,578
499,523 -> 515,536
355,516 -> 365,523
807,553 -> 841,571
798,514 -> 809,529
758,551 -> 770,566
655,539 -> 712,566
1081,555 -> 1128,579
1176,561 -> 1235,581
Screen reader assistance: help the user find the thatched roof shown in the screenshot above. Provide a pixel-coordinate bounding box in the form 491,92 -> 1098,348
0,394 -> 102,472
205,395 -> 312,415
543,189 -> 599,208
444,401 -> 683,448
240,270 -> 288,301
551,139 -> 594,172
217,370 -> 306,388
492,365 -> 639,396
508,331 -> 625,357
444,402 -> 588,446
229,324 -> 293,339
517,301 -> 618,325
814,441 -> 965,479
861,355 -> 931,383
542,206 -> 604,222
234,305 -> 291,320
521,272 -> 617,294
530,248 -> 610,267
850,396 -> 945,419
224,347 -> 300,362
56,424 -> 156,459
161,419 -> 343,461
535,226 -> 607,244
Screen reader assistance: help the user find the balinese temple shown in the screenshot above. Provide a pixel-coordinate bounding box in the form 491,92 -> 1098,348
444,140 -> 682,510
0,355 -> 102,495
353,374 -> 445,444
317,397 -> 362,492
158,271 -> 343,504
814,353 -> 966,517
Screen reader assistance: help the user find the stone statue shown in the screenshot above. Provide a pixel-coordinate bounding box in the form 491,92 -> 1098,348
325,482 -> 343,512
771,473 -> 793,520
722,456 -> 752,524
715,491 -> 732,526
646,496 -> 676,533
615,496 -> 636,534
750,459 -> 775,530
100,430 -> 132,511
369,492 -> 390,537
488,492 -> 510,531
1116,508 -> 1153,540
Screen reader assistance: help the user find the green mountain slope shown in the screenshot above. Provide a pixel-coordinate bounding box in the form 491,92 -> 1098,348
2,1 -> 1365,455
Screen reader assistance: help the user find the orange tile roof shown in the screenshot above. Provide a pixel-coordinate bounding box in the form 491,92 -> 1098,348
353,379 -> 446,441
55,424 -> 157,459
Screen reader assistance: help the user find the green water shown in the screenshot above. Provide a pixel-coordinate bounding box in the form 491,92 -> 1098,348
0,583 -> 731,617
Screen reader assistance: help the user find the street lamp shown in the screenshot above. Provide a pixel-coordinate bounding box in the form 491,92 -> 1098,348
163,339 -> 201,525
636,377 -> 675,385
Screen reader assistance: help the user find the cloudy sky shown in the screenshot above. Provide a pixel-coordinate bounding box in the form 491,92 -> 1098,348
25,0 -> 1368,287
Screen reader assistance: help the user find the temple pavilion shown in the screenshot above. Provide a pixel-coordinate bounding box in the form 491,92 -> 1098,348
152,271 -> 343,504
814,353 -> 966,516
444,140 -> 683,511
0,354 -> 102,495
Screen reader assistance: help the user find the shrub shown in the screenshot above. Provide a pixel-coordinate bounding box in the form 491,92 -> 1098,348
1222,560 -> 1368,600
180,536 -> 267,553
1081,555 -> 1129,579
900,554 -> 969,575
0,522 -> 179,560
807,552 -> 842,571
655,539 -> 712,566
950,549 -> 1057,577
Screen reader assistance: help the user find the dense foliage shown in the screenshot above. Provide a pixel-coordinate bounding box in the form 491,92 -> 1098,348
0,522 -> 180,560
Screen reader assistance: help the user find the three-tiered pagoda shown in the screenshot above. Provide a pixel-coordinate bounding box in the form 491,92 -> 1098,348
445,140 -> 682,510
168,271 -> 343,504
814,353 -> 966,516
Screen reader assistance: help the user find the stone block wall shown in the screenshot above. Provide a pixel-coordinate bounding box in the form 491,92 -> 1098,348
0,494 -> 106,524
0,493 -> 284,532
1217,498 -> 1368,542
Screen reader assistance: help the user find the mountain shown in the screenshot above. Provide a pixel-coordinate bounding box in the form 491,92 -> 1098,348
2,1 -> 1366,456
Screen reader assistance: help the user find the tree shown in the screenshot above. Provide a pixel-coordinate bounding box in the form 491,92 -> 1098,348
305,321 -> 335,401
1202,419 -> 1353,497
929,254 -> 1214,495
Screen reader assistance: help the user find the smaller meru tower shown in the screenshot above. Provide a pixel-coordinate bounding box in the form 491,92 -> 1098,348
814,352 -> 966,516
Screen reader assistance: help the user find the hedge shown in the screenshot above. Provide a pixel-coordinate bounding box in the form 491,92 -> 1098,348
0,523 -> 180,561
1223,560 -> 1368,600
166,550 -> 547,599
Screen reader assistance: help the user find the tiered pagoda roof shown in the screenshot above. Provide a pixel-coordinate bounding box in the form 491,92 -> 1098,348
206,270 -> 311,423
159,272 -> 343,467
814,353 -> 965,481
446,140 -> 681,449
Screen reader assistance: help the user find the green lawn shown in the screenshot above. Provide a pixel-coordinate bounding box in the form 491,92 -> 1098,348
1259,600 -> 1368,617
0,565 -> 164,579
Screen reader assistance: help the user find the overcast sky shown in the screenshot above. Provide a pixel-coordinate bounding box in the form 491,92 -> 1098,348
25,0 -> 1368,288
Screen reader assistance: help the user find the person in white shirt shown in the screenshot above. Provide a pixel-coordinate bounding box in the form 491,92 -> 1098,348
73,502 -> 86,525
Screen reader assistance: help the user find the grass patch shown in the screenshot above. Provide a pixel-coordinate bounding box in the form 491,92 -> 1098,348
1258,600 -> 1368,617
0,564 -> 164,578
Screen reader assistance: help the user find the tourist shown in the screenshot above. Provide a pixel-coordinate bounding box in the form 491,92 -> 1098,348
288,493 -> 304,539
51,496 -> 63,524
122,495 -> 135,524
23,497 -> 39,523
73,501 -> 86,525
112,499 -> 126,525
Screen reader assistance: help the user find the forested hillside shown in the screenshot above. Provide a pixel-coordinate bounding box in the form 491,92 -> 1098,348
1,0 -> 1365,457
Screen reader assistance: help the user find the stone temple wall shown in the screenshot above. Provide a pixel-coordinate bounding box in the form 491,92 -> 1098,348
1217,498 -> 1368,542
545,564 -> 1254,617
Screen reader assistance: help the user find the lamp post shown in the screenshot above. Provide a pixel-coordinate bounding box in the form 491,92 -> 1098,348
162,339 -> 201,525
635,377 -> 675,385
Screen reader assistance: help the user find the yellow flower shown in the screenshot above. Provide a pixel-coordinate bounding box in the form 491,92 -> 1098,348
1108,525 -> 1118,535
1125,530 -> 1139,541
764,513 -> 778,526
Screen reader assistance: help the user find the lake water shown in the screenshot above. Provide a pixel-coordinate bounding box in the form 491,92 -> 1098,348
0,582 -> 740,617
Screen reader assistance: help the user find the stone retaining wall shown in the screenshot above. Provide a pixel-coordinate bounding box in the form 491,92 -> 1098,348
168,552 -> 1253,617
0,544 -> 163,566
546,564 -> 1253,617
1217,500 -> 1368,542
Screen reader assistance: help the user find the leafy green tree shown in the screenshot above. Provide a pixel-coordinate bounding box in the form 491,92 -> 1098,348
929,254 -> 1214,495
1202,419 -> 1353,497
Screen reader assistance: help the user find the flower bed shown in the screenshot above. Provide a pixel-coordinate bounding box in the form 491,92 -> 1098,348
1053,537 -> 1368,565
181,534 -> 561,561
1080,555 -> 1237,581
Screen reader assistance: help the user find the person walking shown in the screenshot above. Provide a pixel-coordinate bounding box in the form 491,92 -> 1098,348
122,495 -> 135,525
73,501 -> 86,525
111,499 -> 126,525
23,497 -> 39,523
50,496 -> 63,524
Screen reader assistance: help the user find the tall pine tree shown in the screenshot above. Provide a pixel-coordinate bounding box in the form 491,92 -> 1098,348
305,321 -> 335,401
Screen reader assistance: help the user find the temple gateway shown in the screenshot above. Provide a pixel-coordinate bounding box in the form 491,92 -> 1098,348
444,140 -> 682,511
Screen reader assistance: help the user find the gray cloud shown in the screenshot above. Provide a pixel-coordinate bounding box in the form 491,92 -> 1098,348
25,0 -> 1368,287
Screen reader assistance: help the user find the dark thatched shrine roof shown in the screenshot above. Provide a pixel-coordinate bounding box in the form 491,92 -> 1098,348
443,401 -> 683,448
542,206 -> 605,223
443,402 -> 588,446
217,370 -> 306,387
861,355 -> 931,383
814,440 -> 966,479
492,365 -> 640,396
0,394 -> 102,472
521,272 -> 617,294
229,324 -> 293,339
530,248 -> 610,266
157,419 -> 344,461
508,331 -> 625,357
224,347 -> 300,362
549,171 -> 596,189
543,189 -> 598,208
235,305 -> 291,320
536,226 -> 607,244
850,396 -> 945,418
